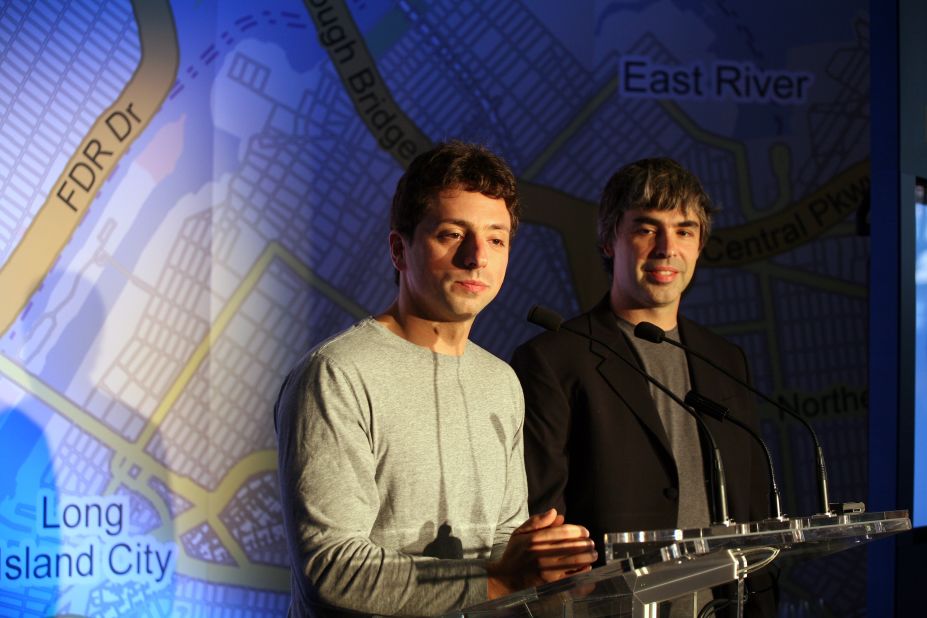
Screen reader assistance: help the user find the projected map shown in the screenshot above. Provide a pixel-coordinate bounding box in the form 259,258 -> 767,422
0,0 -> 869,615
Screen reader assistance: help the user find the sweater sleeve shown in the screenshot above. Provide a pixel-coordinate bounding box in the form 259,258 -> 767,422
490,372 -> 528,560
274,353 -> 489,616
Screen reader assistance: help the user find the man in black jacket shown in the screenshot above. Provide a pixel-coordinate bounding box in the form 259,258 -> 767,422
511,157 -> 773,616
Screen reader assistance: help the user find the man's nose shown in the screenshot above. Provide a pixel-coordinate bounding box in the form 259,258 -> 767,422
652,231 -> 677,258
460,235 -> 489,269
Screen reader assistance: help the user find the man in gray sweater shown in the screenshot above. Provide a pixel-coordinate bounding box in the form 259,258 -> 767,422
275,141 -> 597,617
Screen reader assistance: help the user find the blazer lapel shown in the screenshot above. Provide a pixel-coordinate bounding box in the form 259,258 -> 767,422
585,300 -> 672,457
678,316 -> 735,403
678,316 -> 709,394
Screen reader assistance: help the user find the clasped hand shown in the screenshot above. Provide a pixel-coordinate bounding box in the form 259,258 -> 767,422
486,508 -> 597,599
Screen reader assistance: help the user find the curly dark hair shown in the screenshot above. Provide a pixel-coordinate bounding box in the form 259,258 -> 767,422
390,140 -> 520,241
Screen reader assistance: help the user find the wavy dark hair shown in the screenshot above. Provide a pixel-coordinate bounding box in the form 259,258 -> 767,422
598,157 -> 715,273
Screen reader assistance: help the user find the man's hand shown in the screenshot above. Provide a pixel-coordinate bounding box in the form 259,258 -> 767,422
486,508 -> 598,599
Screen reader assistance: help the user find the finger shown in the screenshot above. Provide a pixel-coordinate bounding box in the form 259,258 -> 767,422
563,564 -> 594,576
538,560 -> 596,584
531,539 -> 598,559
536,548 -> 598,571
530,538 -> 597,554
514,508 -> 558,533
525,542 -> 598,571
521,523 -> 590,543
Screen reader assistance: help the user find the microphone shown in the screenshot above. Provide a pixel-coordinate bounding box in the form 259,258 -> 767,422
633,321 -> 667,345
634,321 -> 834,517
684,391 -> 784,520
526,305 -> 564,332
527,305 -> 733,526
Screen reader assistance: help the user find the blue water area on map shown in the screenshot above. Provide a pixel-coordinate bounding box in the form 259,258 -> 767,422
170,0 -> 331,73
0,409 -> 49,502
0,408 -> 59,608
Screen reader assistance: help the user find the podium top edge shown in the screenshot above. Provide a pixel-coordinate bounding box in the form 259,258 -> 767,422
603,510 -> 911,543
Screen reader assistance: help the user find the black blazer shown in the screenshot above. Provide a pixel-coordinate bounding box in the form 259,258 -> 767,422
511,297 -> 771,545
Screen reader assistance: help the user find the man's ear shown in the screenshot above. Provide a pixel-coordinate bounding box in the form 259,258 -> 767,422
388,230 -> 406,271
697,229 -> 708,256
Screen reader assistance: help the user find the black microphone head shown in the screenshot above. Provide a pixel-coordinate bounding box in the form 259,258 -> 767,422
634,321 -> 665,343
527,305 -> 564,332
684,390 -> 730,421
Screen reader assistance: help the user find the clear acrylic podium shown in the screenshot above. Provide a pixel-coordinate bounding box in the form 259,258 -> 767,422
449,510 -> 911,617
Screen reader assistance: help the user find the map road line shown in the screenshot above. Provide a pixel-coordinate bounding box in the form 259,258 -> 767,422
521,76 -> 619,181
0,0 -> 179,337
134,241 -> 369,451
0,348 -> 286,585
659,100 -> 756,219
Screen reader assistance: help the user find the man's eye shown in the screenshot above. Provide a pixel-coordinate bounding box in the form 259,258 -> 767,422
489,238 -> 506,247
439,231 -> 462,240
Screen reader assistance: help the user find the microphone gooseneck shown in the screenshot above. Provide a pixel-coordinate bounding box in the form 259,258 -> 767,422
634,321 -> 833,517
527,305 -> 733,526
684,391 -> 784,520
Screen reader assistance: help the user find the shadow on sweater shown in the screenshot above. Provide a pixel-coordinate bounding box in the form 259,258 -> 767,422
422,522 -> 464,559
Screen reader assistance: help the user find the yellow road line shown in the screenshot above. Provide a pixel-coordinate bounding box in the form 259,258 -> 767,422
273,242 -> 369,319
172,450 -> 277,567
134,247 -> 277,448
769,143 -> 793,209
187,449 -> 278,530
522,77 -> 618,180
658,100 -> 756,219
175,555 -> 289,591
0,0 -> 179,337
0,352 -> 286,585
135,241 -> 368,449
743,261 -> 867,298
1,353 -> 126,447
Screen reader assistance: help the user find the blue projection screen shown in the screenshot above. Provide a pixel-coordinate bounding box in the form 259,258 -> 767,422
915,185 -> 927,527
0,0 -> 873,615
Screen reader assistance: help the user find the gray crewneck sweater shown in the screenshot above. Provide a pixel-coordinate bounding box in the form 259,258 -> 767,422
275,318 -> 527,616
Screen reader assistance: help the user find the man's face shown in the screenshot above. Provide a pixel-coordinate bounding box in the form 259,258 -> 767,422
393,189 -> 511,324
606,207 -> 702,314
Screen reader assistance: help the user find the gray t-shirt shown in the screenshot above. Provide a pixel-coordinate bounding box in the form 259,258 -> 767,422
618,319 -> 710,529
275,318 -> 528,617
619,320 -> 713,617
